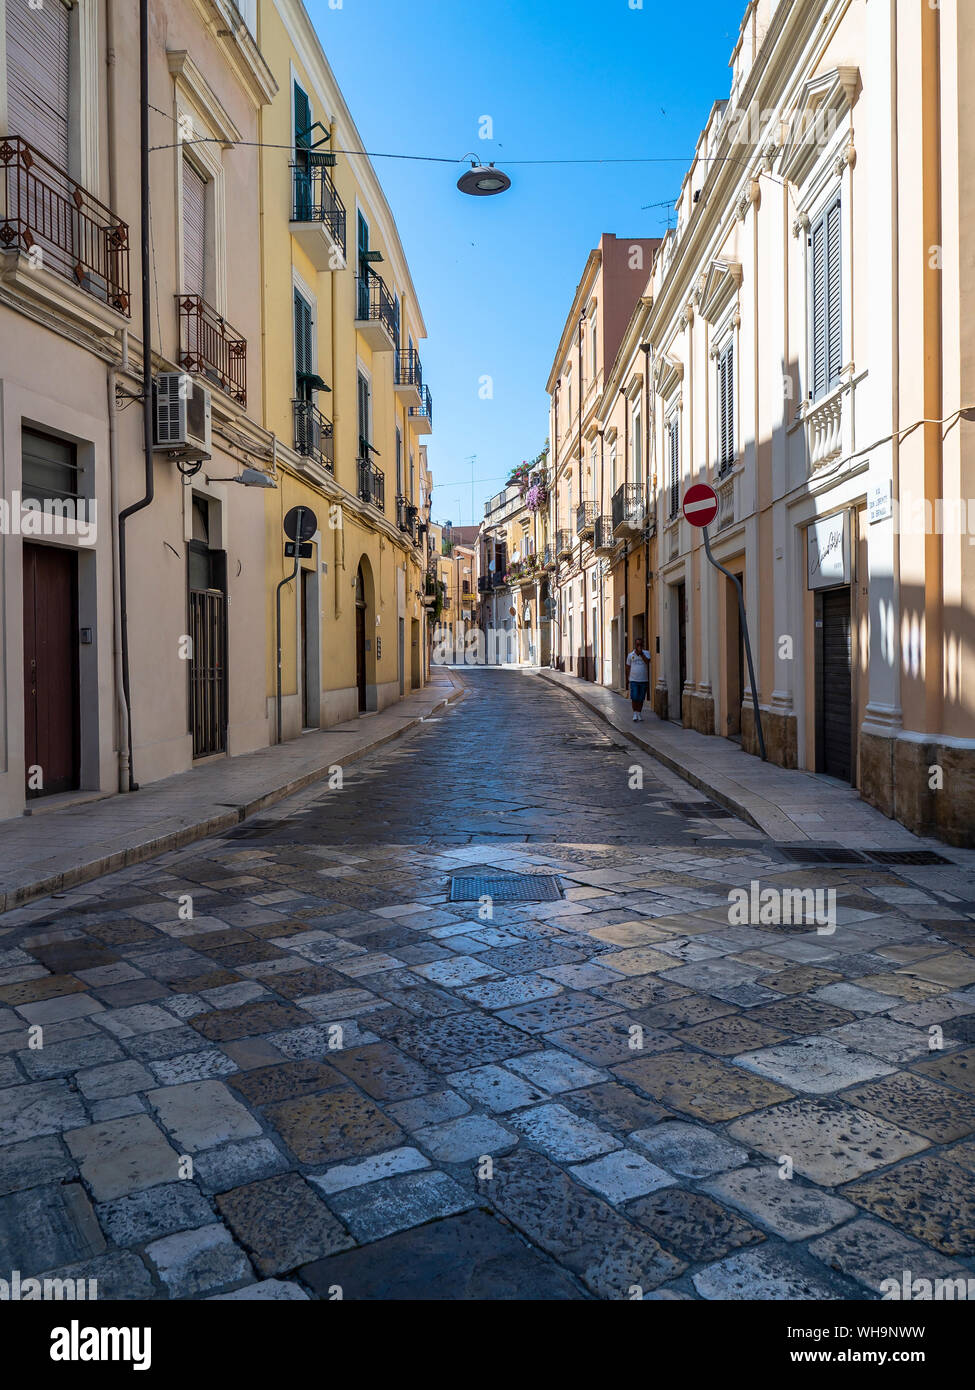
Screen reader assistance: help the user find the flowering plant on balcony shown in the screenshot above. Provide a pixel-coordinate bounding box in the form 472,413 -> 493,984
525,482 -> 549,511
506,460 -> 533,493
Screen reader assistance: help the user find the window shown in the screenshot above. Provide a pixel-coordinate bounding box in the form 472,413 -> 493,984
182,158 -> 208,299
809,196 -> 842,402
590,320 -> 598,378
609,442 -> 617,494
565,366 -> 572,423
6,0 -> 70,168
667,414 -> 680,519
395,427 -> 403,494
357,371 -> 371,454
717,341 -> 735,475
632,403 -> 643,490
294,289 -> 314,398
590,441 -> 598,500
22,428 -> 81,504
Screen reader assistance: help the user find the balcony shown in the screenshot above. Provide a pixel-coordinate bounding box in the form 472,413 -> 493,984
395,348 -> 423,409
357,457 -> 385,511
290,164 -> 346,271
477,575 -> 491,594
355,269 -> 397,351
409,384 -> 433,434
0,135 -> 130,323
593,515 -> 615,554
396,494 -> 420,543
804,387 -> 845,473
177,295 -> 247,406
575,500 -> 596,538
612,483 -> 645,538
556,528 -> 573,559
542,544 -> 556,570
293,398 -> 334,473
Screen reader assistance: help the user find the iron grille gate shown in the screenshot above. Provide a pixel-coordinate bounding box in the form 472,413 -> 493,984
189,588 -> 227,758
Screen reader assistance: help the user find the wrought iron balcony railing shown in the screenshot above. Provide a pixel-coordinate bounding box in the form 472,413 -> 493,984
177,295 -> 247,406
357,456 -> 385,511
0,135 -> 130,315
395,494 -> 420,541
395,347 -> 422,389
291,164 -> 347,257
576,500 -> 597,537
594,515 -> 615,552
556,528 -> 573,558
477,575 -> 490,594
293,398 -> 334,472
409,384 -> 433,429
612,483 -> 644,538
355,268 -> 397,340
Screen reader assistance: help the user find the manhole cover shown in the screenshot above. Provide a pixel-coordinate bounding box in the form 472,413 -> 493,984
777,847 -> 868,864
865,850 -> 953,866
448,873 -> 564,902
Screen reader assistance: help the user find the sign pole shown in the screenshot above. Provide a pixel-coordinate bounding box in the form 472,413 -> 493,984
701,524 -> 767,762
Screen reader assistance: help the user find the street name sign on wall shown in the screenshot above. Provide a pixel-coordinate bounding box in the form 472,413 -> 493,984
683,483 -> 719,528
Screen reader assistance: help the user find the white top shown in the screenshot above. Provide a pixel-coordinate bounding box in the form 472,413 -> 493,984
627,650 -> 650,682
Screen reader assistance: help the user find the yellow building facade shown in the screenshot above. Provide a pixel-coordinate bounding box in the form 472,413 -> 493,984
257,0 -> 432,738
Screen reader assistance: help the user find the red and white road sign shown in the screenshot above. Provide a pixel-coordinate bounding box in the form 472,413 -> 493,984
682,483 -> 719,528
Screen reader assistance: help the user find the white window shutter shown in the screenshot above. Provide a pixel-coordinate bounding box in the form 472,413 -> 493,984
182,159 -> 207,300
6,0 -> 70,169
826,199 -> 843,388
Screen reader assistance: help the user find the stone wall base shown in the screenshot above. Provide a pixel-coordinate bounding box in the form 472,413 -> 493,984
653,683 -> 669,721
860,731 -> 975,848
742,704 -> 798,769
682,689 -> 715,736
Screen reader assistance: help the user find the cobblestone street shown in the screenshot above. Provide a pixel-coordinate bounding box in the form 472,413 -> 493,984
2,670 -> 974,1300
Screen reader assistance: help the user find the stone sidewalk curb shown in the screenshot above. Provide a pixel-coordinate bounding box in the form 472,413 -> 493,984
534,666 -> 910,846
0,672 -> 466,914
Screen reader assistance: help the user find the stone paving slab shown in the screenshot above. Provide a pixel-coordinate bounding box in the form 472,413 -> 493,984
1,668 -> 974,1300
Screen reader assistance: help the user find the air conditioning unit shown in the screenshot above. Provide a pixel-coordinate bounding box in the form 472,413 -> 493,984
153,373 -> 212,460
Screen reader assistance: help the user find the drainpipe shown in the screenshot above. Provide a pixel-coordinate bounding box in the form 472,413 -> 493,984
622,387 -> 629,681
578,315 -> 586,680
598,427 -> 605,686
117,0 -> 154,791
105,0 -> 129,792
642,341 -> 652,648
552,382 -> 560,668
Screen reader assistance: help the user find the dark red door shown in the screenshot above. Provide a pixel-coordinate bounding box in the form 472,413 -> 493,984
23,543 -> 79,797
355,603 -> 367,711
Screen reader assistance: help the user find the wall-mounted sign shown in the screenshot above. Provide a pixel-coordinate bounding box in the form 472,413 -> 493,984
868,478 -> 892,524
807,512 -> 850,589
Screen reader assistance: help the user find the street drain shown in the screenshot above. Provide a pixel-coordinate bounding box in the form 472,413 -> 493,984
777,847 -> 868,864
448,873 -> 564,902
865,850 -> 954,866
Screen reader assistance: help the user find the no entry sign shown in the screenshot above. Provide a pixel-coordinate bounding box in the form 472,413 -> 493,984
683,483 -> 718,528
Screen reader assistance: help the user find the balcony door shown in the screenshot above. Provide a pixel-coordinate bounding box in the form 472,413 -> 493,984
357,211 -> 370,318
293,80 -> 313,220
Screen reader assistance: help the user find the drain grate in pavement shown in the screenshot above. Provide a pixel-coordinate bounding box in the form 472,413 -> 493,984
865,849 -> 954,866
223,820 -> 284,840
448,873 -> 564,902
672,801 -> 735,819
777,847 -> 868,864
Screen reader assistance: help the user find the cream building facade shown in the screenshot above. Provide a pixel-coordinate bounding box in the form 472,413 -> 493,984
0,0 -> 435,822
546,0 -> 975,846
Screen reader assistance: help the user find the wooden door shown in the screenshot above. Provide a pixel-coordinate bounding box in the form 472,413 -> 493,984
23,542 -> 78,797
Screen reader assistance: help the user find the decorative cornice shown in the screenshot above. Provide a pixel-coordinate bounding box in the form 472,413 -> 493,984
779,65 -> 861,188
698,258 -> 743,325
167,51 -> 242,147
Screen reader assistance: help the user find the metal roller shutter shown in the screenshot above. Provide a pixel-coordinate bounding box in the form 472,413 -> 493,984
6,0 -> 71,168
182,158 -> 207,299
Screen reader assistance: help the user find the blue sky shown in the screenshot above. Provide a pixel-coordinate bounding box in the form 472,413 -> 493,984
307,0 -> 742,526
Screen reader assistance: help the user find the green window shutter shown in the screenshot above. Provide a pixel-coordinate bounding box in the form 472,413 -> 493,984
294,291 -> 313,392
294,83 -> 311,148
